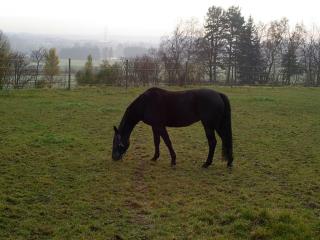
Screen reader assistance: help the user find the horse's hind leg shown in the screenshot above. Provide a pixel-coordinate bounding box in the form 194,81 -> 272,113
151,126 -> 160,161
202,123 -> 217,168
216,125 -> 233,168
159,127 -> 176,166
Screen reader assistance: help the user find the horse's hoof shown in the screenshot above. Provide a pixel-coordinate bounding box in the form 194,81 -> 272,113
150,157 -> 157,161
202,163 -> 210,168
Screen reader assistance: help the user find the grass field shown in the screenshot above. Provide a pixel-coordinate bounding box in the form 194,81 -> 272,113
0,86 -> 319,239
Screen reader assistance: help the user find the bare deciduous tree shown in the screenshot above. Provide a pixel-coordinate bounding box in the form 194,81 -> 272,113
159,19 -> 203,85
261,18 -> 288,83
10,52 -> 31,88
31,47 -> 46,85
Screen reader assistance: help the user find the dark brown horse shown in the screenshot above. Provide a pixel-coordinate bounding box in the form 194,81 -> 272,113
112,87 -> 233,168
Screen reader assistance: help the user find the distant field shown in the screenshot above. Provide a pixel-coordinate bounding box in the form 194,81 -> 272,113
0,86 -> 319,239
59,59 -> 120,71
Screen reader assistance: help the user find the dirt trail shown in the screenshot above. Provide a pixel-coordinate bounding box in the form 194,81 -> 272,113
124,126 -> 153,233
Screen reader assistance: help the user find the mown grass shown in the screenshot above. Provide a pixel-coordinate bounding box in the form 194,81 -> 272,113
0,86 -> 319,239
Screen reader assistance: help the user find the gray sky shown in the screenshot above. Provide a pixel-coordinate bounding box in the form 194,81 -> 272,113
1,0 -> 320,39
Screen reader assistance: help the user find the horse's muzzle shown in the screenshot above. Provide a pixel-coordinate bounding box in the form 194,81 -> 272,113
112,152 -> 122,161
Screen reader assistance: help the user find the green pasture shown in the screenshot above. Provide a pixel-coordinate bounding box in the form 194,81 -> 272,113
0,86 -> 319,239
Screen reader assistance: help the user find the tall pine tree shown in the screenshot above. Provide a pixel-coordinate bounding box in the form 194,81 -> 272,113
224,6 -> 245,85
238,17 -> 263,84
204,6 -> 227,83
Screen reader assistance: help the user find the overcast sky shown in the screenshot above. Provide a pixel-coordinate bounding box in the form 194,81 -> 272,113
1,0 -> 320,39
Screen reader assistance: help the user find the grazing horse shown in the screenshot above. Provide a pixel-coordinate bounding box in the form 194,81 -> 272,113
112,87 -> 233,168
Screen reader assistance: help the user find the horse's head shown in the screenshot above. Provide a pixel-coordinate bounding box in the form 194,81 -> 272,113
112,126 -> 130,161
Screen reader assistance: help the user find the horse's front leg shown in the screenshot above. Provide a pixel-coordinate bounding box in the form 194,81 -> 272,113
159,127 -> 176,166
151,126 -> 160,161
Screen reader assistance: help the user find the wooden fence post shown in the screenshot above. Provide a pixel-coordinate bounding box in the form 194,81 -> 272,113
68,58 -> 71,90
125,59 -> 128,89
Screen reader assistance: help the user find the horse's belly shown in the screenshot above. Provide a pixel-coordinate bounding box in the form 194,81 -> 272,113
166,115 -> 199,127
166,120 -> 198,127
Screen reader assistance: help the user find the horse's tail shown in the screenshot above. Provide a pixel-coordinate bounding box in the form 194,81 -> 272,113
219,93 -> 233,167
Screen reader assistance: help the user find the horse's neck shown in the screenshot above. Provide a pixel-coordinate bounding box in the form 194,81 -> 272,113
119,101 -> 141,140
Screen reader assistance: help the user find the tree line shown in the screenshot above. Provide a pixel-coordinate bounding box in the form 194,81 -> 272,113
2,5 -> 320,87
78,5 -> 320,86
160,6 -> 320,86
0,31 -> 61,89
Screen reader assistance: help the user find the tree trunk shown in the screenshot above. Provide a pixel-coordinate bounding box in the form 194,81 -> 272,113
213,53 -> 217,83
266,55 -> 274,83
209,38 -> 213,82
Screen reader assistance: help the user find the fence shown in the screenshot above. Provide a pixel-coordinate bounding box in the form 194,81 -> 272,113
0,58 -> 75,90
1,57 -> 319,90
82,60 -> 319,87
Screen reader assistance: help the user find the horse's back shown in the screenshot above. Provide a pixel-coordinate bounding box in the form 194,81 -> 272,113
141,88 -> 225,127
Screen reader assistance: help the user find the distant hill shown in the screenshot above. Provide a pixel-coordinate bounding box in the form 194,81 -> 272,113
6,32 -> 158,60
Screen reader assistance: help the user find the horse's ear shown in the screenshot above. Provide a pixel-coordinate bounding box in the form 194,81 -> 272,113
113,126 -> 118,133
